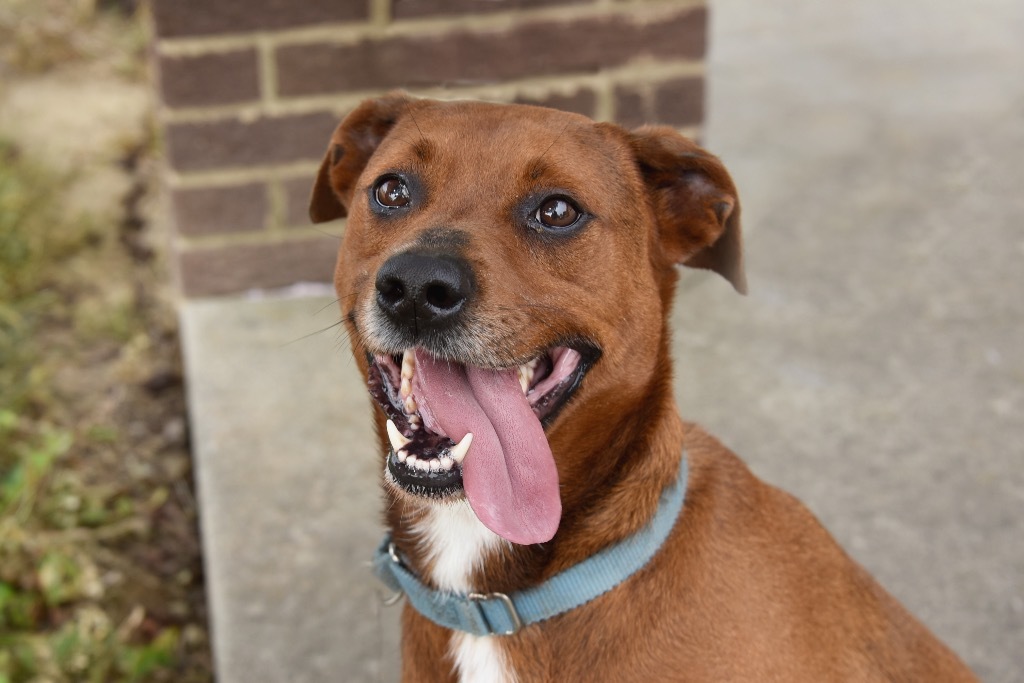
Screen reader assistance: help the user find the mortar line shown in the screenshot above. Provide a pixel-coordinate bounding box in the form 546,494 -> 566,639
595,73 -> 616,123
266,175 -> 286,234
257,35 -> 279,106
369,0 -> 391,27
176,224 -> 347,251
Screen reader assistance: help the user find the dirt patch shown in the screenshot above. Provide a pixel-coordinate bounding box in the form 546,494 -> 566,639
0,3 -> 211,681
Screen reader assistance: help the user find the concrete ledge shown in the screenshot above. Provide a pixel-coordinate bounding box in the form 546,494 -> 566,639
181,296 -> 400,683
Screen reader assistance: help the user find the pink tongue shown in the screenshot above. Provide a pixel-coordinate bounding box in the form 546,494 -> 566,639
413,350 -> 561,544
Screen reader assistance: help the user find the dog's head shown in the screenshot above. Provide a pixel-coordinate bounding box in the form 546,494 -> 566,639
311,94 -> 744,545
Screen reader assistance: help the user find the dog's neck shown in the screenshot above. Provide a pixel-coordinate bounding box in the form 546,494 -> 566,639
384,369 -> 686,596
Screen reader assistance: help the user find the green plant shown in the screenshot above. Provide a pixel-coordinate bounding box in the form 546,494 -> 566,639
0,138 -> 193,680
0,409 -> 182,683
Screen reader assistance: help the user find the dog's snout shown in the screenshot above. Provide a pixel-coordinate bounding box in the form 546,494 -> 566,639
375,252 -> 474,334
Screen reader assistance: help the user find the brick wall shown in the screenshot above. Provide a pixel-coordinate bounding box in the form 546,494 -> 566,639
151,0 -> 708,297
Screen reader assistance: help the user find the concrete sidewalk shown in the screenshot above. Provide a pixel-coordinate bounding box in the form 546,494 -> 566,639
181,0 -> 1024,680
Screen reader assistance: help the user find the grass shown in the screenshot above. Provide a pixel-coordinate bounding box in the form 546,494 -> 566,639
0,415 -> 178,683
0,135 -> 204,683
0,5 -> 212,682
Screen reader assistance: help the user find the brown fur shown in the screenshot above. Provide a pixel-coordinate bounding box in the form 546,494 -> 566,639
311,93 -> 976,682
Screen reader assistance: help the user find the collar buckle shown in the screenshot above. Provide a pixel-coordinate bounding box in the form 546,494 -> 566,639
468,592 -> 523,636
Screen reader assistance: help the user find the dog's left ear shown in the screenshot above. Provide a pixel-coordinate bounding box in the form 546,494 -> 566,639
309,93 -> 417,223
627,126 -> 747,294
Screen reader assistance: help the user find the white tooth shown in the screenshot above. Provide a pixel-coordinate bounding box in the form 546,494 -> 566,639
397,449 -> 408,462
404,396 -> 417,414
386,420 -> 411,451
429,458 -> 441,472
527,357 -> 540,371
400,377 -> 412,398
440,456 -> 455,471
416,458 -> 431,472
518,366 -> 530,394
401,350 -> 415,380
406,454 -> 418,467
449,433 -> 473,465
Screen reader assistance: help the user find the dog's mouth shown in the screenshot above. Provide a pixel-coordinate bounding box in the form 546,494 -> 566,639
368,344 -> 594,544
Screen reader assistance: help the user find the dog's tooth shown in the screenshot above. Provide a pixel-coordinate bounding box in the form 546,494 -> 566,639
401,350 -> 415,380
440,456 -> 455,471
429,458 -> 441,472
416,458 -> 431,472
397,449 -> 408,463
406,454 -> 418,467
518,366 -> 530,394
450,433 -> 473,465
386,419 -> 411,451
404,395 -> 417,414
400,377 -> 412,399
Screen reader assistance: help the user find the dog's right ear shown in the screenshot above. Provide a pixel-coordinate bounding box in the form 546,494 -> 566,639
624,125 -> 747,294
309,93 -> 416,223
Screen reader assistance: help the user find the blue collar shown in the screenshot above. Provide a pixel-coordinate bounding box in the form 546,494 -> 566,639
372,453 -> 689,637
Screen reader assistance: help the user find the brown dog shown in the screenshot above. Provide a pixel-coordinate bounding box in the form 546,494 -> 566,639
309,93 -> 976,682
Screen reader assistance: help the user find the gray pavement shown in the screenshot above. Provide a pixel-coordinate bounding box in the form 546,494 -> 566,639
181,0 -> 1024,680
181,295 -> 401,683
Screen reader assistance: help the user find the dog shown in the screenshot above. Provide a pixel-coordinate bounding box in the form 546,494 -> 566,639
309,93 -> 977,682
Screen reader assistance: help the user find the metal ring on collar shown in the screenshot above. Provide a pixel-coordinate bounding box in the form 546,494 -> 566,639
388,541 -> 403,566
468,592 -> 523,636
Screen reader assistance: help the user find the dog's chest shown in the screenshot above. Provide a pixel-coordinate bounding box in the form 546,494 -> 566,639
415,502 -> 516,683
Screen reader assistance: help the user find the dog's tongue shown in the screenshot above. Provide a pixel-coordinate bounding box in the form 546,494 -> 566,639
413,349 -> 561,544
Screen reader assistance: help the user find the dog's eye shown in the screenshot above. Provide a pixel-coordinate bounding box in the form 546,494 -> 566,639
536,197 -> 580,229
374,176 -> 411,208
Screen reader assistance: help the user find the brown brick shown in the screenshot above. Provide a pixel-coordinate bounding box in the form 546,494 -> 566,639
653,75 -> 704,127
392,0 -> 586,20
159,49 -> 260,108
513,88 -> 598,118
178,236 -> 340,297
151,0 -> 368,38
276,7 -> 706,97
613,85 -> 649,128
282,176 -> 318,227
173,183 -> 268,236
165,111 -> 338,173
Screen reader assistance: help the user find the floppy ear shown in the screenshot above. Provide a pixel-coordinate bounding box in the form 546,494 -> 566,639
627,126 -> 747,294
309,93 -> 416,224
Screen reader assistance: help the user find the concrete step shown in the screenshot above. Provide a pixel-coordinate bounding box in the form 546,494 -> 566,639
181,295 -> 401,683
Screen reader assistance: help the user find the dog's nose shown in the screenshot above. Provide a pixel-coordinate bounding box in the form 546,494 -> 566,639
375,252 -> 474,334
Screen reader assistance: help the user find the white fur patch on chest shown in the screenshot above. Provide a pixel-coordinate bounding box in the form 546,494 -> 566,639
451,632 -> 515,683
414,501 -> 516,683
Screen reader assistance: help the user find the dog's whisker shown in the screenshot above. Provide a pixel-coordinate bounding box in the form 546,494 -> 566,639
310,227 -> 343,240
313,297 -> 342,316
536,117 -> 573,168
407,105 -> 428,148
280,319 -> 344,347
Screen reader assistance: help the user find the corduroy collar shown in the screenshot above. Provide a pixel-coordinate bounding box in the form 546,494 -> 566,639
372,452 -> 689,637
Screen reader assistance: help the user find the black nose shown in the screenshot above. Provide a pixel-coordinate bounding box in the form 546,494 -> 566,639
375,252 -> 474,335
